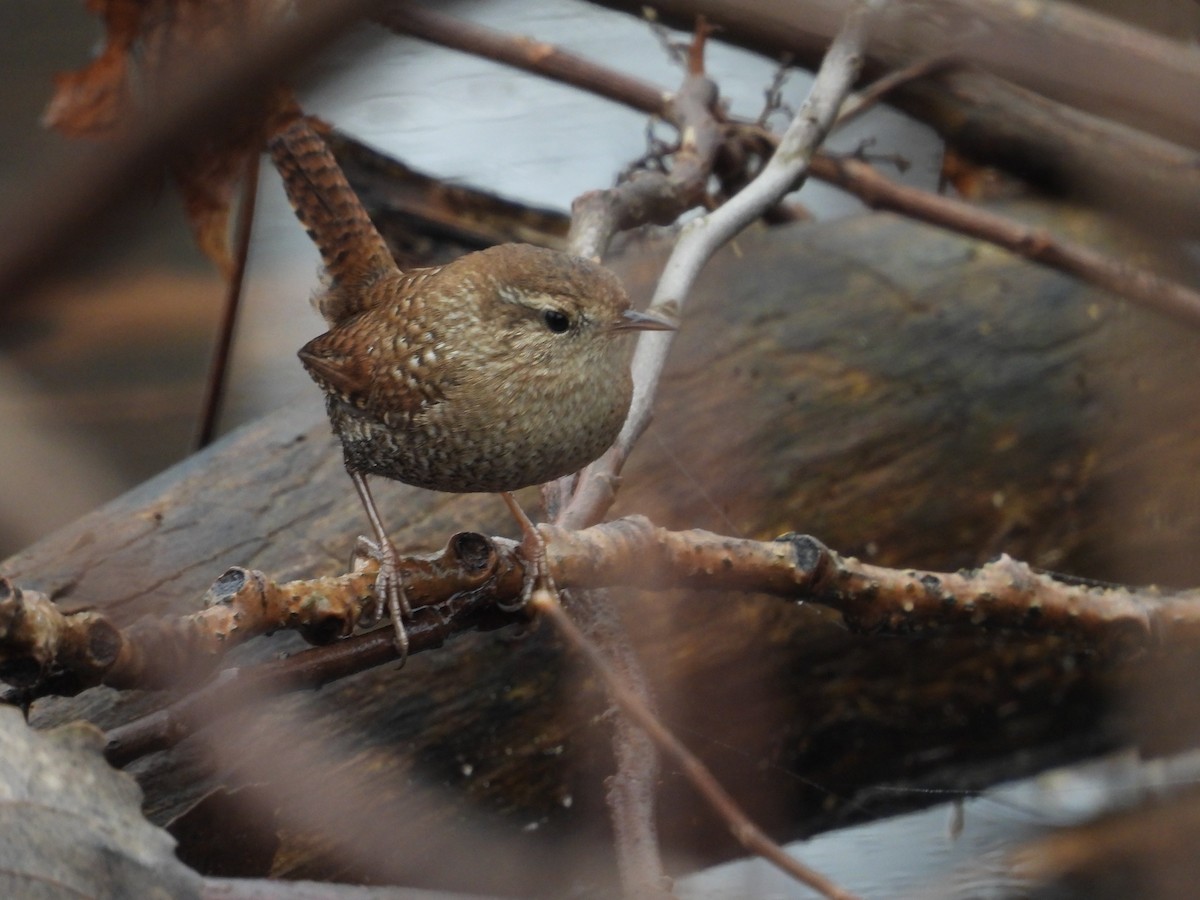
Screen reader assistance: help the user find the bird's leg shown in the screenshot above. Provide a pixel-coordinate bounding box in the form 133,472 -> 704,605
499,491 -> 555,611
351,470 -> 410,663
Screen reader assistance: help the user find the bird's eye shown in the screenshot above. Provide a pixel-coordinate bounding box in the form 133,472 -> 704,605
542,309 -> 571,334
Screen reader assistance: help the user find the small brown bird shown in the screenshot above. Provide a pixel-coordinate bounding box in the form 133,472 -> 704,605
268,119 -> 673,659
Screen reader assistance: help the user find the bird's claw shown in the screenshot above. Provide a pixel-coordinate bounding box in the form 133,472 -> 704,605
498,492 -> 555,612
355,534 -> 411,665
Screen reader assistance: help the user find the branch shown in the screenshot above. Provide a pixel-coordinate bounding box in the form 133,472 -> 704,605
806,153 -> 1200,329
103,624 -> 433,768
0,530 -> 511,696
381,7 -> 1200,336
196,153 -> 259,448
558,0 -> 875,530
592,0 -> 1200,160
542,520 -> 1198,656
532,587 -> 861,900
572,588 -> 671,899
831,55 -> 958,130
8,517 -> 1196,703
374,5 -> 665,116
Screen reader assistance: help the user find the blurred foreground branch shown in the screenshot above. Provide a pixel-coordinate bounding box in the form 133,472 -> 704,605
590,0 -> 1200,233
0,0 -> 383,302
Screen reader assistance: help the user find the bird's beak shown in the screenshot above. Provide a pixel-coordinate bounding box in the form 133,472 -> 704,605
612,308 -> 678,332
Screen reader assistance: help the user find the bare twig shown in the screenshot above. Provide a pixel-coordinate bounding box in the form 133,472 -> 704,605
374,5 -> 665,115
645,9 -> 694,70
832,55 -> 958,130
196,152 -> 260,449
807,153 -> 1200,329
756,56 -> 795,127
564,67 -> 722,266
559,0 -> 876,530
685,16 -> 714,76
103,608 -> 467,767
533,587 -> 861,900
573,589 -> 671,899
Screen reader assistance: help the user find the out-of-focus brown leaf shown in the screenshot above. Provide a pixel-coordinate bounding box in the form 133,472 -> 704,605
41,0 -> 141,138
172,86 -> 297,279
43,0 -> 297,278
939,145 -> 1020,202
177,150 -> 246,279
0,706 -> 203,898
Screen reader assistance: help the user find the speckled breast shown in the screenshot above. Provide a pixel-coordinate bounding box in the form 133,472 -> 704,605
325,381 -> 632,493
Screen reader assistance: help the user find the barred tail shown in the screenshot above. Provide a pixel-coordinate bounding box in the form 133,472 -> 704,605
267,118 -> 395,320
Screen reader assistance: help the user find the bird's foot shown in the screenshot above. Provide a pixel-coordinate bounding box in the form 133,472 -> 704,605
355,534 -> 412,665
499,492 -> 555,612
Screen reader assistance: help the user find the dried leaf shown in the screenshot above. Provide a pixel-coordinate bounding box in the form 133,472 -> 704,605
174,87 -> 299,280
0,706 -> 203,898
176,151 -> 244,279
940,146 -> 1014,202
41,0 -> 142,137
43,0 -> 297,277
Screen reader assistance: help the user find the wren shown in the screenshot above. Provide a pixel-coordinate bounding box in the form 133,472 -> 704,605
268,119 -> 673,660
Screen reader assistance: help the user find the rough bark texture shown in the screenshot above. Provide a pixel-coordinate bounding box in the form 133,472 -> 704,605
4,204 -> 1198,893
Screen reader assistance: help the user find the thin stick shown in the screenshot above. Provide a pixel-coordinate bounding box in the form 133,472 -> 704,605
808,152 -> 1200,328
832,56 -> 958,130
196,151 -> 260,448
532,588 -> 860,900
560,0 -> 877,530
375,5 -> 664,115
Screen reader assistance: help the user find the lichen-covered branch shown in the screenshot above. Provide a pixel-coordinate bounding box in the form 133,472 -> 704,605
7,516 -> 1194,709
0,579 -> 122,694
0,530 -> 517,694
543,519 -> 1199,657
